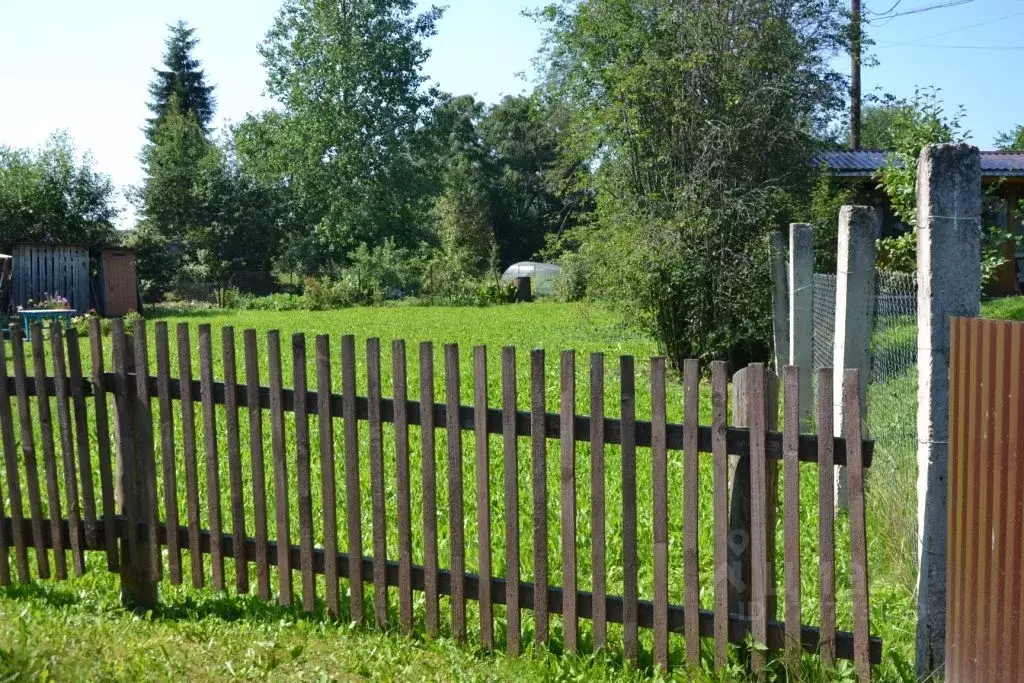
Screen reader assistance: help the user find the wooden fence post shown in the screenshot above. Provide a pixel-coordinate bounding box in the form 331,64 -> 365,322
728,366 -> 779,621
111,320 -> 158,610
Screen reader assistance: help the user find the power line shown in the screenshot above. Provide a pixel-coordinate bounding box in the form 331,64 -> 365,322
867,0 -> 976,21
879,42 -> 1024,49
880,9 -> 1024,45
867,0 -> 906,16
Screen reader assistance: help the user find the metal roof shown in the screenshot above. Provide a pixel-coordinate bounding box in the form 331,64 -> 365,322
813,150 -> 1024,178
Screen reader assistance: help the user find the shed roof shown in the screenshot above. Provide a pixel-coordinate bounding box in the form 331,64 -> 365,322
813,150 -> 1024,178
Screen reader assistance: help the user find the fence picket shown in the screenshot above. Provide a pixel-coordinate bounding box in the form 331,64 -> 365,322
683,359 -> 700,664
474,346 -> 493,648
445,343 -> 466,642
393,340 -> 412,633
132,320 -> 161,581
50,327 -> 84,576
176,324 -> 203,587
783,366 -> 801,663
561,350 -> 578,653
711,361 -> 729,669
244,330 -> 271,600
223,328 -> 248,594
155,323 -> 181,583
317,335 -> 340,618
589,353 -> 606,650
419,342 -> 439,637
845,369 -> 871,682
621,355 -> 638,665
368,338 -> 388,627
530,349 -> 548,645
31,324 -> 66,579
748,363 -> 768,676
651,356 -> 668,670
110,322 -> 137,582
65,329 -> 97,552
90,319 -> 117,572
294,333 -> 315,611
502,346 -> 520,655
198,325 -> 224,590
0,333 -> 28,582
341,334 -> 363,623
817,368 -> 836,667
268,330 -> 292,605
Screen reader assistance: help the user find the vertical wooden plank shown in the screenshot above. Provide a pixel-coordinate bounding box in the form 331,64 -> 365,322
111,321 -> 139,583
651,356 -> 668,671
293,333 -> 315,611
177,324 -> 203,587
267,330 -> 292,605
367,338 -> 388,628
11,326 -> 47,579
783,366 -> 801,663
341,334 -> 363,623
419,342 -> 439,637
530,348 -> 548,645
817,368 -> 836,667
393,340 -> 413,634
621,355 -> 638,665
844,369 -> 871,682
317,335 -> 340,619
198,324 -> 224,590
31,323 -> 67,579
560,350 -> 578,653
244,330 -> 270,600
154,323 -> 181,584
223,327 -> 247,593
589,353 -> 606,650
473,346 -> 493,649
65,328 -> 97,552
748,363 -> 768,676
711,362 -> 729,669
445,343 -> 466,642
132,320 -> 161,581
50,326 -> 84,576
683,359 -> 701,665
502,346 -> 521,655
90,319 -> 118,572
0,333 -> 29,582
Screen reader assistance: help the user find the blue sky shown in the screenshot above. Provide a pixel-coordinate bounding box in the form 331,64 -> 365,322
0,0 -> 1021,225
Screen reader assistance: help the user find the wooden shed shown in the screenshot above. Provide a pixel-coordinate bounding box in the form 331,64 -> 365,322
97,249 -> 139,317
11,244 -> 90,312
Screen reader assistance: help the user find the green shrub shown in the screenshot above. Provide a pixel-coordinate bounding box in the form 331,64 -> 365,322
239,293 -> 309,311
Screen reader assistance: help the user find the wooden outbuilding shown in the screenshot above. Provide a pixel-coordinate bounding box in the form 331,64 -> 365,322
97,248 -> 139,317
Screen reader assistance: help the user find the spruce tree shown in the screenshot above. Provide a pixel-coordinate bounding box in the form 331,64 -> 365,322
145,20 -> 215,142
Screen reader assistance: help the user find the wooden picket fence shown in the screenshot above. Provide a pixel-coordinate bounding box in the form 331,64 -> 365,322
0,320 -> 882,678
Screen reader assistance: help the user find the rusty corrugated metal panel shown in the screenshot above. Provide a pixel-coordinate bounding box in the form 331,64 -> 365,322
946,317 -> 1024,681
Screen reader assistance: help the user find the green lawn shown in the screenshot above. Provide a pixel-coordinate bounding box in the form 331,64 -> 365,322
1,302 -> 916,681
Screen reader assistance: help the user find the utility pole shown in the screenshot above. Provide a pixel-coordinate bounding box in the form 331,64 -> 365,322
851,0 -> 862,150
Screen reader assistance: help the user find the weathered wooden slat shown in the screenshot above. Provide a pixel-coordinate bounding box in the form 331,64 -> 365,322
293,333 -> 315,611
89,319 -> 117,572
110,322 -> 137,581
712,361 -> 729,669
177,324 -> 203,587
244,330 -> 270,600
50,326 -> 84,576
748,363 -> 768,676
651,356 -> 669,670
817,368 -> 836,667
198,325 -> 224,590
132,320 -> 161,581
267,330 -> 292,605
316,335 -> 340,618
31,324 -> 66,579
222,327 -> 247,594
367,338 -> 388,628
393,340 -> 412,634
683,359 -> 700,665
845,368 -> 871,682
341,334 -> 363,623
445,343 -> 466,642
589,352 -> 606,650
783,366 -> 801,663
530,349 -> 548,645
419,342 -> 439,637
65,328 -> 98,552
0,333 -> 29,582
501,346 -> 520,655
154,323 -> 181,584
560,350 -> 579,653
621,355 -> 638,665
473,346 -> 493,648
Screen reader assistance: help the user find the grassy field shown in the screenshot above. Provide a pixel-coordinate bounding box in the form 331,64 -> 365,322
0,302 -> 924,681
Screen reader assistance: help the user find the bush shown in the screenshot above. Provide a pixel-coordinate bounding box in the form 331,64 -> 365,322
554,251 -> 589,302
238,293 -> 309,311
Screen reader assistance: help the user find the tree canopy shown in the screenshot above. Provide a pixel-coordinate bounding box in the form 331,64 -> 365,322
146,20 -> 216,142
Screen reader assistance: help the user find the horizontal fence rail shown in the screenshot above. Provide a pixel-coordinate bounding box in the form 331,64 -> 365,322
0,321 -> 882,678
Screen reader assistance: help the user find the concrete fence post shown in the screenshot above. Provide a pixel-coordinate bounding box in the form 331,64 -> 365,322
788,224 -> 814,429
915,143 -> 981,677
832,206 -> 880,508
770,232 -> 789,374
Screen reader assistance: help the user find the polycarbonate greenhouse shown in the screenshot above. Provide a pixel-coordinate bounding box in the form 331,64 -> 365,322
500,261 -> 563,296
